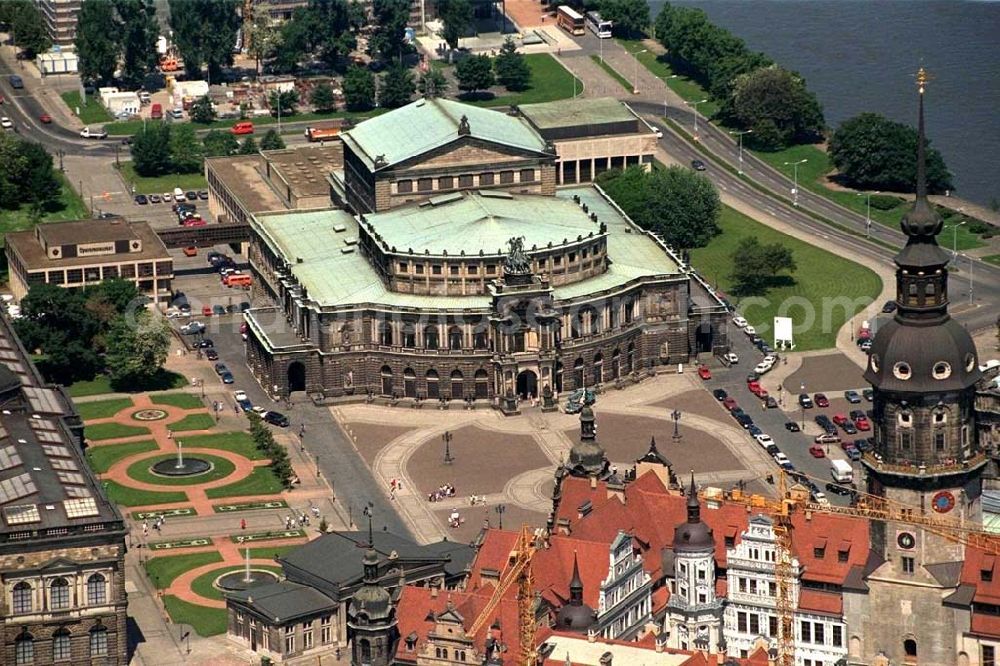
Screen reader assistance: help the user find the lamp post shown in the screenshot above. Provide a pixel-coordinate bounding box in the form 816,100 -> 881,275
57,149 -> 65,172
632,49 -> 648,95
663,75 -> 677,117
800,383 -> 806,431
442,430 -> 454,464
728,129 -> 752,175
495,504 -> 506,530
857,191 -> 873,239
961,253 -> 974,305
685,99 -> 708,138
784,159 -> 808,206
671,409 -> 682,443
948,219 -> 967,260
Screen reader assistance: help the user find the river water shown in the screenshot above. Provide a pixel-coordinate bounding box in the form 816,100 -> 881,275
647,0 -> 1000,206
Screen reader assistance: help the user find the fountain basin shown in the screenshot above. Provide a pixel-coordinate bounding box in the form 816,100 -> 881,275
216,569 -> 280,593
150,457 -> 212,477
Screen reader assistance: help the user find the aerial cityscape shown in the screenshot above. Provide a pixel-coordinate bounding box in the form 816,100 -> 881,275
0,1 -> 998,665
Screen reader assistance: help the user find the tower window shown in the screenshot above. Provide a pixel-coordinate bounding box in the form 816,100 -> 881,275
935,433 -> 945,451
966,353 -> 977,372
901,556 -> 915,574
932,362 -> 951,379
934,410 -> 947,424
898,411 -> 912,426
900,432 -> 912,450
893,362 -> 911,380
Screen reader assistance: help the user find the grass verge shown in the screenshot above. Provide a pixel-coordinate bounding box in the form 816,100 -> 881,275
618,39 -> 720,117
104,108 -> 389,136
589,54 -> 633,93
190,565 -> 283,601
102,480 -> 187,506
0,173 -> 90,247
127,454 -> 236,486
205,467 -> 284,499
61,91 -> 114,124
117,162 -> 208,194
67,370 -> 187,398
145,551 -> 223,589
85,440 -> 158,474
85,422 -> 151,441
983,254 -> 1000,267
181,431 -> 265,460
249,545 -> 300,560
472,54 -> 582,107
77,397 -> 134,420
689,205 -> 882,350
162,596 -> 227,636
170,413 -> 216,432
151,393 -> 204,409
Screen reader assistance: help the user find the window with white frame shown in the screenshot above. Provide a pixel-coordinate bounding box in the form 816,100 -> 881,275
50,578 -> 70,610
87,573 -> 107,605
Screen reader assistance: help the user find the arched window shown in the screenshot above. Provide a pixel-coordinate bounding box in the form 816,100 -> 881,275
593,352 -> 604,383
473,326 -> 488,350
474,369 -> 489,399
87,573 -> 106,605
573,357 -> 585,388
404,367 -> 417,398
380,365 -> 393,396
571,310 -> 584,339
360,639 -> 372,662
50,577 -> 70,610
12,581 -> 32,614
611,348 -> 621,380
378,321 -> 393,346
426,369 -> 440,399
903,638 -> 917,661
52,628 -> 71,661
424,325 -> 439,350
402,322 -> 416,348
448,326 -> 463,350
14,633 -> 33,666
89,625 -> 108,657
626,342 -> 635,373
450,370 -> 464,400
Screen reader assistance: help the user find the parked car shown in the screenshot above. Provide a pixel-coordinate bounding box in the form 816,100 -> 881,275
697,365 -> 712,380
784,421 -> 800,432
79,126 -> 108,139
713,389 -> 728,401
748,425 -> 763,437
198,190 -> 209,200
755,434 -> 774,449
215,363 -> 229,375
205,349 -> 219,361
882,300 -> 897,313
723,351 -> 739,364
809,445 -> 826,458
184,190 -> 198,201
263,411 -> 290,427
854,415 -> 871,431
765,396 -> 778,409
744,325 -> 756,335
862,388 -> 874,402
182,246 -> 197,257
814,433 -> 841,445
202,305 -> 212,317
722,397 -> 738,411
814,393 -> 830,408
826,482 -> 853,496
195,338 -> 214,348
844,390 -> 862,403
180,321 -> 205,335
1,116 -> 15,130
212,305 -> 226,315
733,316 -> 748,328
38,113 -> 52,124
832,413 -> 849,426
843,445 -> 862,461
735,413 -> 753,429
135,194 -> 148,205
221,371 -> 234,384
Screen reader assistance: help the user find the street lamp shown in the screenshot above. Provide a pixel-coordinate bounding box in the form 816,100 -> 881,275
495,504 -> 506,530
947,218 -> 967,260
857,191 -> 873,239
671,409 -> 682,443
800,383 -> 806,431
663,75 -> 678,117
960,253 -> 974,305
685,99 -> 708,138
632,49 -> 648,95
442,430 -> 454,464
729,129 -> 752,175
784,159 -> 808,206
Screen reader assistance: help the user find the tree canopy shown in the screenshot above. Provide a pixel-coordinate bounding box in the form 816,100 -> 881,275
829,112 -> 953,194
117,0 -> 159,87
456,54 -> 495,96
168,124 -> 204,173
369,0 -> 410,62
0,133 -> 59,212
168,0 -> 241,81
310,82 -> 337,112
596,165 -> 721,250
729,236 -> 797,296
597,0 -> 649,38
105,310 -> 171,389
380,63 -> 415,108
720,66 -> 825,150
189,95 -> 216,124
343,66 -> 376,111
437,0 -> 471,53
493,38 -> 530,92
202,130 -> 239,157
260,128 -> 286,150
130,123 -> 172,176
418,69 -> 448,98
8,0 -> 51,57
75,0 -> 120,84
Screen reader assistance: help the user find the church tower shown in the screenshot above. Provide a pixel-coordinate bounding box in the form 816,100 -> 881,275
348,543 -> 399,666
861,69 -> 984,665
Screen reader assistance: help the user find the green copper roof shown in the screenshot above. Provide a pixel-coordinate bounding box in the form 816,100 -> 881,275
518,97 -> 637,130
341,98 -> 549,170
362,190 -> 601,256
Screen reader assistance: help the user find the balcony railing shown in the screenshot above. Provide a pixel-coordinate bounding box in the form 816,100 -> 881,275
862,452 -> 987,477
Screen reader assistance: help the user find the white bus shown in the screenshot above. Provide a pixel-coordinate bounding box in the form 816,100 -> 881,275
585,11 -> 613,38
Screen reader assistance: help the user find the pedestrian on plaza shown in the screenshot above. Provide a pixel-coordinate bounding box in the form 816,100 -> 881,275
299,424 -> 306,437
166,429 -> 173,440
142,520 -> 148,536
240,518 -> 246,530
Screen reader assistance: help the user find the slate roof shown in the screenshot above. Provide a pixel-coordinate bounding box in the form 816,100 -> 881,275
227,580 -> 335,621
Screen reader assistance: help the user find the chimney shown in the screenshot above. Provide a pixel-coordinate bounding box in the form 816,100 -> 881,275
430,582 -> 439,598
655,635 -> 667,653
587,627 -> 598,643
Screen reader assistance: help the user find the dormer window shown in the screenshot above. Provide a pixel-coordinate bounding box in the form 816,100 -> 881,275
966,354 -> 977,372
932,362 -> 951,380
893,362 -> 911,380
898,411 -> 913,427
933,410 -> 947,424
870,354 -> 880,373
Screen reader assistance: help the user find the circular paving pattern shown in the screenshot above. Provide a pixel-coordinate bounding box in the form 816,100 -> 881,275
215,569 -> 280,593
127,453 -> 236,486
151,456 -> 212,477
132,409 -> 169,421
190,565 -> 283,602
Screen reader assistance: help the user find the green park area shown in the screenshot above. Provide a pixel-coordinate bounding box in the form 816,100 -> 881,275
126,454 -> 236,486
67,370 -> 187,398
181,431 -> 267,460
151,393 -> 205,409
85,440 -> 159,474
205,467 -> 285,499
983,255 -> 1000,267
0,173 -> 89,245
618,39 -> 721,118
117,162 -> 208,195
61,91 -> 114,125
146,551 -> 223,589
85,422 -> 151,441
689,206 -> 882,350
102,480 -> 187,506
162,597 -> 227,636
76,397 -> 134,421
170,413 -> 216,432
480,54 -> 582,107
191,564 -> 283,602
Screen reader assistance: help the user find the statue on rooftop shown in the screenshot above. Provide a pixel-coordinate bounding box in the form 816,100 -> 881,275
504,236 -> 530,274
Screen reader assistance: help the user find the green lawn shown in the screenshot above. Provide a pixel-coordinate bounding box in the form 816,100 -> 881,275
618,39 -> 721,118
190,565 -> 283,602
0,173 -> 90,246
146,551 -> 223,589
473,54 -> 583,107
67,376 -> 114,397
249,545 -> 300,560
77,397 -> 134,421
85,440 -> 159,473
589,54 -> 633,93
162,596 -> 228,636
689,205 -> 882,350
205,467 -> 284,499
983,254 -> 1000,267
752,145 -> 987,251
181,431 -> 265,460
128,453 -> 236,486
117,162 -> 207,194
104,108 -> 389,136
170,413 -> 216,432
67,369 -> 187,397
61,91 -> 114,125
85,422 -> 151,441
152,393 -> 204,409
102,480 -> 188,506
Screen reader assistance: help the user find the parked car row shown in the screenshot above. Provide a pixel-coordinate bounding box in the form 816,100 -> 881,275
135,189 -> 208,206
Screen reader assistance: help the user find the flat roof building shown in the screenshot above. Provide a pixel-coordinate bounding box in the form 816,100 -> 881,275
5,218 -> 174,303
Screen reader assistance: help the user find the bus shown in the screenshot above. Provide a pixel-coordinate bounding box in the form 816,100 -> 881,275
557,6 -> 585,36
585,11 -> 613,38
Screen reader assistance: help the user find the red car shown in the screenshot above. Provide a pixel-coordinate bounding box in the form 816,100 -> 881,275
722,397 -> 738,412
747,381 -> 768,399
38,113 -> 52,123
697,365 -> 712,380
855,416 -> 871,431
809,445 -> 826,458
182,246 -> 198,257
202,305 -> 212,317
832,413 -> 849,426
814,393 -> 830,408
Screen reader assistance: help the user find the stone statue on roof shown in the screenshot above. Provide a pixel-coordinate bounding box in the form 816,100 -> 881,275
504,236 -> 530,274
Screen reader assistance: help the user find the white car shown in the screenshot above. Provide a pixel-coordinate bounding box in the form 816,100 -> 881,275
733,316 -> 748,328
754,361 -> 774,374
233,390 -> 248,402
744,325 -> 756,335
723,352 -> 739,364
813,492 -> 830,506
173,187 -> 185,200
774,452 -> 790,466
755,434 -> 774,449
0,117 -> 13,129
162,192 -> 173,203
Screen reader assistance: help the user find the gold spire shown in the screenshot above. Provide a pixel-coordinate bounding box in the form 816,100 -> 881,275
916,66 -> 933,95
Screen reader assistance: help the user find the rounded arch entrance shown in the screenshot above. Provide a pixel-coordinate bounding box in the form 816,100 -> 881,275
287,361 -> 306,393
516,369 -> 538,399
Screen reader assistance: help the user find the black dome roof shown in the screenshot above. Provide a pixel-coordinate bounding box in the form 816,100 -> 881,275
674,474 -> 714,553
556,553 -> 597,633
864,316 -> 980,393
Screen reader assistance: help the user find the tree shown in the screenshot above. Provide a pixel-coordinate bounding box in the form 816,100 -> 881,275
418,69 -> 448,98
168,0 -> 241,81
493,37 -> 530,92
168,124 -> 204,173
268,89 -> 299,117
14,284 -> 103,384
15,141 -> 59,210
437,0 -> 471,57
260,128 -> 285,150
189,95 -> 216,124
343,65 -> 375,111
720,65 -> 825,150
12,0 -> 51,57
75,0 -> 120,85
380,63 -> 415,108
130,123 -> 172,176
829,112 -> 953,194
105,310 -> 171,389
239,136 -> 259,155
117,0 -> 160,88
369,0 -> 410,61
598,0 -> 649,38
597,165 -> 721,250
729,236 -> 797,296
310,82 -> 336,112
310,0 -> 356,67
202,129 -> 239,157
247,3 -> 279,77
88,278 -> 141,315
455,54 -> 495,97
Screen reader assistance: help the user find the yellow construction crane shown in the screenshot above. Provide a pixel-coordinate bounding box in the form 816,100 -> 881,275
468,525 -> 538,666
720,470 -> 1000,666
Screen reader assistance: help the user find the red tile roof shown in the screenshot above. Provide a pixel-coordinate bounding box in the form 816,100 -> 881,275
960,547 -> 1000,606
798,588 -> 843,616
790,512 -> 870,585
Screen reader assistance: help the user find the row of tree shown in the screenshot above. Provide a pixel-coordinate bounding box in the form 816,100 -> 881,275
130,121 -> 285,176
74,0 -> 159,87
167,0 -> 241,82
0,134 -> 60,215
595,165 -> 721,252
248,413 -> 295,489
15,280 -> 170,388
0,1 -> 51,58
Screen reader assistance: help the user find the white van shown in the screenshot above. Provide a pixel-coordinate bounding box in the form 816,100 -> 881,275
830,459 -> 853,483
173,187 -> 185,201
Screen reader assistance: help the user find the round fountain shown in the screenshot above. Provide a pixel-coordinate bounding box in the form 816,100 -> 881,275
150,442 -> 212,477
215,549 -> 280,593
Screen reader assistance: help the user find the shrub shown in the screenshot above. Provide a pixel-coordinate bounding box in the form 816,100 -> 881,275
868,194 -> 904,211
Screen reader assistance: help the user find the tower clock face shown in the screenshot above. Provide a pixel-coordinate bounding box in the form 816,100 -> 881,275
897,532 -> 916,550
932,491 -> 956,514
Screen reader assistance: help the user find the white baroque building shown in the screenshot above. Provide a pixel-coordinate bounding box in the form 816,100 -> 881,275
597,530 -> 653,639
